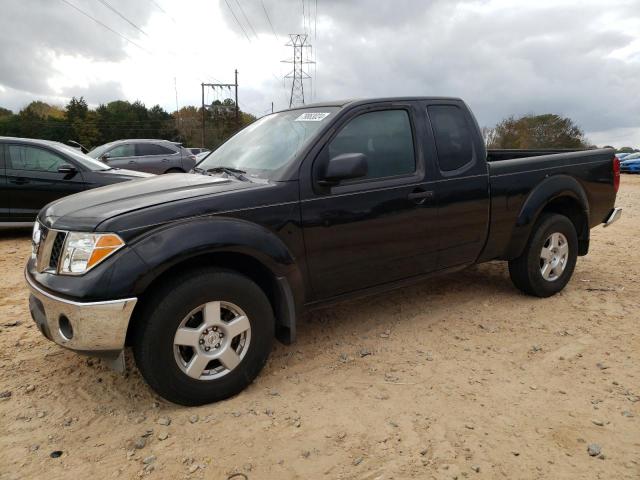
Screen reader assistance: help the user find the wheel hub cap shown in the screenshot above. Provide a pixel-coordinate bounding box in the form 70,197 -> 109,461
202,330 -> 223,349
540,232 -> 569,282
173,301 -> 251,381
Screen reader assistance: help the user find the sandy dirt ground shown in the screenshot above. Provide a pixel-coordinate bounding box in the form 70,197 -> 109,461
1,177 -> 639,480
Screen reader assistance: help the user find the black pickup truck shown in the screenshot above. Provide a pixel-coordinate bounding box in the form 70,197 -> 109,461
25,97 -> 622,405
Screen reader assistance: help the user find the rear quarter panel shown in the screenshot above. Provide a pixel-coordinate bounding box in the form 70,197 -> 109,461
480,149 -> 616,261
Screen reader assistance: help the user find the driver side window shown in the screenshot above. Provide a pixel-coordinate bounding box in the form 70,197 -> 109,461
328,109 -> 415,180
7,145 -> 67,172
108,144 -> 135,158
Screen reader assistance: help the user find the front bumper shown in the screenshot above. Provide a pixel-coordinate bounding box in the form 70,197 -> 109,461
25,268 -> 137,356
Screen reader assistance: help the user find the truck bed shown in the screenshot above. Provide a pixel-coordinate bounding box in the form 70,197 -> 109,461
479,147 -> 617,263
487,148 -> 589,162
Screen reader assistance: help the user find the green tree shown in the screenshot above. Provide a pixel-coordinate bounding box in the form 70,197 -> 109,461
64,97 -> 99,148
0,96 -> 255,150
618,146 -> 638,153
486,113 -> 588,149
66,97 -> 88,121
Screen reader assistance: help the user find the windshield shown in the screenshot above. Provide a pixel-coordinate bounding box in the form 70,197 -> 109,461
54,143 -> 111,171
87,143 -> 113,159
197,107 -> 339,178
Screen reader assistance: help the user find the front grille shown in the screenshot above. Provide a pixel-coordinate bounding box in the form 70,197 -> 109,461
35,225 -> 66,273
49,233 -> 65,270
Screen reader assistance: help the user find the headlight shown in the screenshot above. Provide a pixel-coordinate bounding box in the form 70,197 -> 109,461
59,232 -> 125,275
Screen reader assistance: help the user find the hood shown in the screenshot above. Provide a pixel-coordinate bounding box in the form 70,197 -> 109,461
40,173 -> 259,231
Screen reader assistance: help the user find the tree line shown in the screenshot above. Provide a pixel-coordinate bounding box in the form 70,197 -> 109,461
482,113 -> 637,152
0,97 -> 256,151
0,99 -> 636,153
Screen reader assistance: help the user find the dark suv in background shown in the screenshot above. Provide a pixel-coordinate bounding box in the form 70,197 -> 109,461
88,139 -> 197,174
0,136 -> 150,224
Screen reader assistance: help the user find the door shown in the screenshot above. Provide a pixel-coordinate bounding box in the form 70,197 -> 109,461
300,105 -> 439,300
103,143 -> 136,170
134,143 -> 180,174
5,144 -> 86,221
424,102 -> 490,269
0,145 -> 8,221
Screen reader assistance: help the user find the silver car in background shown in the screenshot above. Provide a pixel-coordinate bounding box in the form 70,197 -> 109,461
88,139 -> 197,174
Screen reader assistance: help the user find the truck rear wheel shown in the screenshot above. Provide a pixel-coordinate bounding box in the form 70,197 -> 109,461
508,213 -> 578,297
132,268 -> 274,406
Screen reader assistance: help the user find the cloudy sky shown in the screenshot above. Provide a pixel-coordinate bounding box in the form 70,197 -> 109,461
1,0 -> 639,146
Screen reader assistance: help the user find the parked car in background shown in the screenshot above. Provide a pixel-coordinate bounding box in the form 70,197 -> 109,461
187,147 -> 210,156
0,136 -> 151,224
87,139 -> 197,174
620,152 -> 640,173
615,152 -> 631,161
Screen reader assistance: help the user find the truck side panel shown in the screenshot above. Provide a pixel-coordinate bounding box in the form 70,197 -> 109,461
479,149 -> 616,262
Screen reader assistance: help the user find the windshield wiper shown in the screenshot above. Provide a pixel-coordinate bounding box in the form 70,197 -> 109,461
206,166 -> 248,181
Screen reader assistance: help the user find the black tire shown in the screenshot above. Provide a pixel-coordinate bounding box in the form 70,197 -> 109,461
164,168 -> 184,174
508,213 -> 578,298
132,268 -> 274,406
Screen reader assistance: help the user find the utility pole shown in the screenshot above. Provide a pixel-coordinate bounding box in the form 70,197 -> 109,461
234,69 -> 239,126
200,71 -> 240,147
201,82 -> 205,147
282,34 -> 314,108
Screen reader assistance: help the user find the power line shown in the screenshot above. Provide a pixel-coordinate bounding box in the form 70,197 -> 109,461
260,0 -> 279,42
59,0 -> 150,53
301,0 -> 307,35
95,0 -> 150,37
314,0 -> 318,101
234,0 -> 258,39
223,0 -> 251,42
147,0 -> 176,23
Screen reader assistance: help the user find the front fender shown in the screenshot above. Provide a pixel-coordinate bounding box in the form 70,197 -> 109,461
505,175 -> 589,259
129,216 -> 298,295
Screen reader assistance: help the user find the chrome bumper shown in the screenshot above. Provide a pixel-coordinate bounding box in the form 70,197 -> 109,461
604,207 -> 622,227
25,269 -> 137,355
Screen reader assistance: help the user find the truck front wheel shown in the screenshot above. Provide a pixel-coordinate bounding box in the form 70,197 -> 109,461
132,268 -> 274,406
508,213 -> 578,298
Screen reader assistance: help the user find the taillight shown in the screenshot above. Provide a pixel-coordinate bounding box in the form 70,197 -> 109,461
613,156 -> 620,193
188,155 -> 196,161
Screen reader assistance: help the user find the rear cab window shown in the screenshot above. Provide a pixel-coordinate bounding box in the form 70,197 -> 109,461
427,105 -> 475,173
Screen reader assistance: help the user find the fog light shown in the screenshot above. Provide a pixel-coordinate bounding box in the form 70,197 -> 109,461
58,315 -> 74,340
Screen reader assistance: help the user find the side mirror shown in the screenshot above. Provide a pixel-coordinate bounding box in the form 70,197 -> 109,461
101,153 -> 111,162
58,164 -> 77,175
319,153 -> 368,186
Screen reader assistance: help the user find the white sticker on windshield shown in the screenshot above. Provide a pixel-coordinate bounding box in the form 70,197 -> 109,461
295,112 -> 331,122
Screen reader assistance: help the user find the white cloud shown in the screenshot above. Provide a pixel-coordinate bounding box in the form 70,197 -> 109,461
0,0 -> 638,146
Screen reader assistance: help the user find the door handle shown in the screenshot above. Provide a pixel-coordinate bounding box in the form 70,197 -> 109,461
128,161 -> 136,164
9,178 -> 29,185
408,189 -> 434,204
